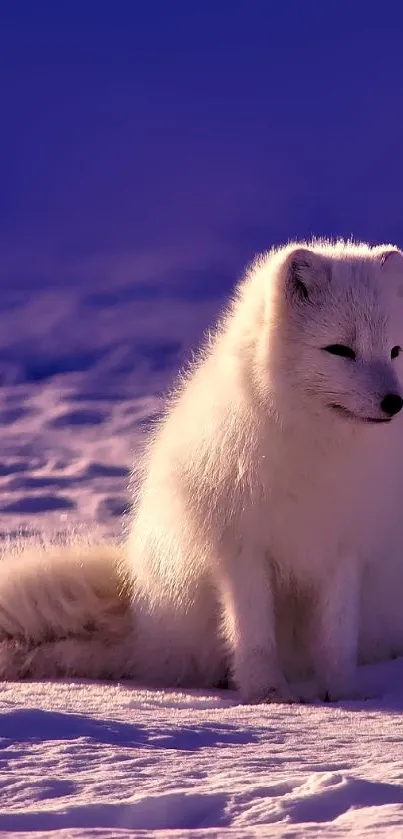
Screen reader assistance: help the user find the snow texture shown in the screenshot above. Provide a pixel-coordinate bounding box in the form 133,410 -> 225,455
1,665 -> 403,838
1,269 -> 403,837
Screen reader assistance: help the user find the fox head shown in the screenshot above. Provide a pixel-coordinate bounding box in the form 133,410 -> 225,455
254,241 -> 403,427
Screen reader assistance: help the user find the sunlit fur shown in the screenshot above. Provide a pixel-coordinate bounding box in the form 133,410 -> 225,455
2,239 -> 403,702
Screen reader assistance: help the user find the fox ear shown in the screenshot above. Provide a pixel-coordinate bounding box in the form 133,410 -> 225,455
380,249 -> 403,269
380,249 -> 403,297
284,247 -> 329,304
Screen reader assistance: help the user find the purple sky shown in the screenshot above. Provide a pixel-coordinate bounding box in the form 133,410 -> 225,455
2,3 -> 403,292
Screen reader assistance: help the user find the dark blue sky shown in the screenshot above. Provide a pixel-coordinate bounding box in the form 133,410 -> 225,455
2,2 -> 403,290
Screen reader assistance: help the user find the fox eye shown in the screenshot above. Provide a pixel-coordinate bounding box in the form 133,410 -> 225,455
391,346 -> 401,360
323,344 -> 356,360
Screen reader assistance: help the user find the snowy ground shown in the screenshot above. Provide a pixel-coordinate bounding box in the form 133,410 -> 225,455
1,263 -> 403,836
2,664 -> 403,837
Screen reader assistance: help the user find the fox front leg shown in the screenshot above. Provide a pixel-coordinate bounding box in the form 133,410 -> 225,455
311,558 -> 360,702
217,546 -> 296,704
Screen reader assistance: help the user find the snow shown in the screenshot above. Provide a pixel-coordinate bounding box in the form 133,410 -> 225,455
1,267 -> 403,837
1,663 -> 403,837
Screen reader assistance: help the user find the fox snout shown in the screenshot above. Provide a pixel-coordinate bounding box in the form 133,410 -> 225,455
380,393 -> 403,417
365,361 -> 403,420
327,361 -> 403,425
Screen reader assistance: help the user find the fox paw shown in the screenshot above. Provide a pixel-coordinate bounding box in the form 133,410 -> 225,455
240,681 -> 300,706
320,686 -> 369,703
317,672 -> 366,703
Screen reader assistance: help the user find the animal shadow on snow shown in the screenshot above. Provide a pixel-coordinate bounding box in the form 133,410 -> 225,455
1,707 -> 259,751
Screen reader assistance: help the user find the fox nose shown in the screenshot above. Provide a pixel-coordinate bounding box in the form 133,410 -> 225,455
380,393 -> 403,417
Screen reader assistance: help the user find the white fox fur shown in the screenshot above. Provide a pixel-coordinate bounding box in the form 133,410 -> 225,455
2,239 -> 403,703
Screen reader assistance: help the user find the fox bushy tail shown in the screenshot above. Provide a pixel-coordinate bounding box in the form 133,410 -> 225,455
0,538 -> 135,679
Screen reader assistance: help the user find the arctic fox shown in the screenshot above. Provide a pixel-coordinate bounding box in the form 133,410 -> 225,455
2,239 -> 403,703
